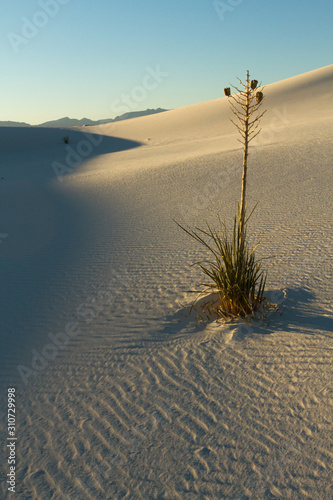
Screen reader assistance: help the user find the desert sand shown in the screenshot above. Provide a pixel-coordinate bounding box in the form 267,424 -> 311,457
0,65 -> 332,499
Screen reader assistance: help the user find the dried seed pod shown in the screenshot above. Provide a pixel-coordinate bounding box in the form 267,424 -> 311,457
224,87 -> 231,97
251,80 -> 258,90
255,91 -> 263,103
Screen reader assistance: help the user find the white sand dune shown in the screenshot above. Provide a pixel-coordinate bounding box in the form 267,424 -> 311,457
0,65 -> 332,499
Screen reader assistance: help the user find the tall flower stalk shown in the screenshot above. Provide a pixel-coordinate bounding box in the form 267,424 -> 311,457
224,71 -> 265,241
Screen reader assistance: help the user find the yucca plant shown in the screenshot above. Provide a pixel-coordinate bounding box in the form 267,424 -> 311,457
177,70 -> 268,319
176,207 -> 267,318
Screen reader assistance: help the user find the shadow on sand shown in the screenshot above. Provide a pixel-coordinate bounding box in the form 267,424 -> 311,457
0,126 -> 143,376
261,287 -> 333,337
0,126 -> 142,155
0,126 -> 143,181
148,287 -> 333,343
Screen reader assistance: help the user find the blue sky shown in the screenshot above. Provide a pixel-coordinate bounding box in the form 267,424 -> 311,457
1,0 -> 332,124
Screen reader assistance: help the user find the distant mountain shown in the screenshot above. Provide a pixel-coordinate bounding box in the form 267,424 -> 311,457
112,108 -> 167,122
38,117 -> 97,128
40,108 -> 168,127
0,108 -> 168,128
0,120 -> 31,127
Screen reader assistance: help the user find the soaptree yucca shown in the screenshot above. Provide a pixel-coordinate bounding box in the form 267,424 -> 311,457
176,208 -> 267,318
177,70 -> 267,319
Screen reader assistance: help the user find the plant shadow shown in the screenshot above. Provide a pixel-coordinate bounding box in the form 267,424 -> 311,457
151,287 -> 333,343
259,287 -> 333,337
